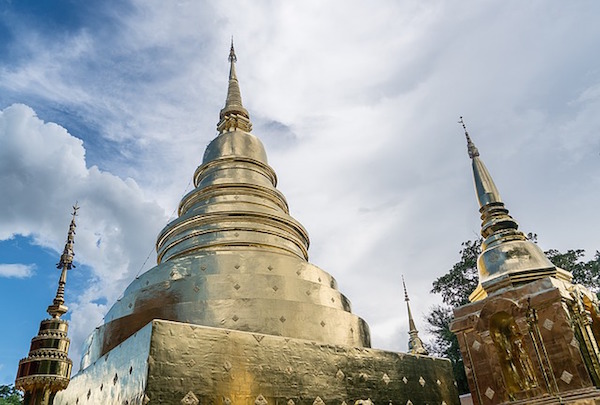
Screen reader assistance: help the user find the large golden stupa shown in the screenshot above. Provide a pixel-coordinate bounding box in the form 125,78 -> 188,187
50,44 -> 458,405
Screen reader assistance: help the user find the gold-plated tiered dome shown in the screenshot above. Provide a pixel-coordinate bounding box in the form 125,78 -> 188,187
459,118 -> 571,301
80,44 -> 370,368
52,45 -> 459,405
16,205 -> 78,404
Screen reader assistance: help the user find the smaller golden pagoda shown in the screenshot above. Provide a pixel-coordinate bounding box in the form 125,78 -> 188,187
459,117 -> 572,303
16,205 -> 78,405
402,276 -> 428,355
451,119 -> 600,404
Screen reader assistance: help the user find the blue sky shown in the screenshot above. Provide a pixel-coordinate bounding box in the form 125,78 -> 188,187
1,0 -> 600,386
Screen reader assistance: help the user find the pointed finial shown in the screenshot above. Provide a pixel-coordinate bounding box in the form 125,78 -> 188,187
402,276 -> 428,355
459,116 -> 479,159
229,37 -> 237,63
217,40 -> 252,133
47,203 -> 79,318
402,275 -> 409,302
56,203 -> 79,271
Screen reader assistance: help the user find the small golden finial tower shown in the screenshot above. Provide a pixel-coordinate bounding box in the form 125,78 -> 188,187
457,118 -> 570,301
16,204 -> 79,405
402,276 -> 428,355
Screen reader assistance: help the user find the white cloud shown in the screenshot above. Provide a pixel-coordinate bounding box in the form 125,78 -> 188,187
0,1 -> 599,360
0,103 -> 168,369
0,263 -> 35,278
68,300 -> 107,369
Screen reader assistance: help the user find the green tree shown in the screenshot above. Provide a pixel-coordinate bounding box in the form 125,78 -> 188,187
427,239 -> 480,395
0,384 -> 22,405
426,304 -> 469,393
430,239 -> 481,307
426,237 -> 600,395
546,249 -> 600,293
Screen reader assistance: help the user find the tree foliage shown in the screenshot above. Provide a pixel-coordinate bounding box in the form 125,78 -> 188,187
427,239 -> 481,394
546,249 -> 600,291
430,239 -> 480,308
426,305 -> 469,393
426,237 -> 600,395
0,385 -> 22,405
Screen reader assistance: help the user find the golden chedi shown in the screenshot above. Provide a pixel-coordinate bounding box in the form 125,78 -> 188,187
79,42 -> 369,365
52,44 -> 459,405
16,205 -> 79,405
451,118 -> 600,404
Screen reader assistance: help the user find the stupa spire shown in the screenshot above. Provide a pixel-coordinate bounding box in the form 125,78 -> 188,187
47,203 -> 79,318
16,205 -> 77,403
459,118 -> 570,301
402,276 -> 428,355
459,117 -> 502,208
460,116 -> 480,159
217,39 -> 252,134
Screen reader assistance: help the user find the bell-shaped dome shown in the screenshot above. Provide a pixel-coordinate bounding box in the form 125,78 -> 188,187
202,130 -> 268,165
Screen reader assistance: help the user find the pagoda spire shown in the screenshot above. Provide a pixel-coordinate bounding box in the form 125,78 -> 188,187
47,203 -> 79,318
402,276 -> 428,355
459,117 -> 570,301
459,117 -> 503,209
217,39 -> 252,134
16,205 -> 78,404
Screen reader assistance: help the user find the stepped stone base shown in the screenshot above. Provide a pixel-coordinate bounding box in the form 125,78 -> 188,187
55,320 -> 459,405
506,387 -> 600,404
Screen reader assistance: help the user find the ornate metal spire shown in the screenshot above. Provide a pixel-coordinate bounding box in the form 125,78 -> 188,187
459,116 -> 479,158
402,276 -> 428,355
459,116 -> 502,207
459,118 -> 571,301
228,37 -> 237,63
16,205 -> 78,402
217,39 -> 252,134
47,203 -> 79,318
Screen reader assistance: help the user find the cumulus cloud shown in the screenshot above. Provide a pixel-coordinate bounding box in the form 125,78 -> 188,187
0,263 -> 35,278
0,1 -> 599,359
0,104 -> 168,368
